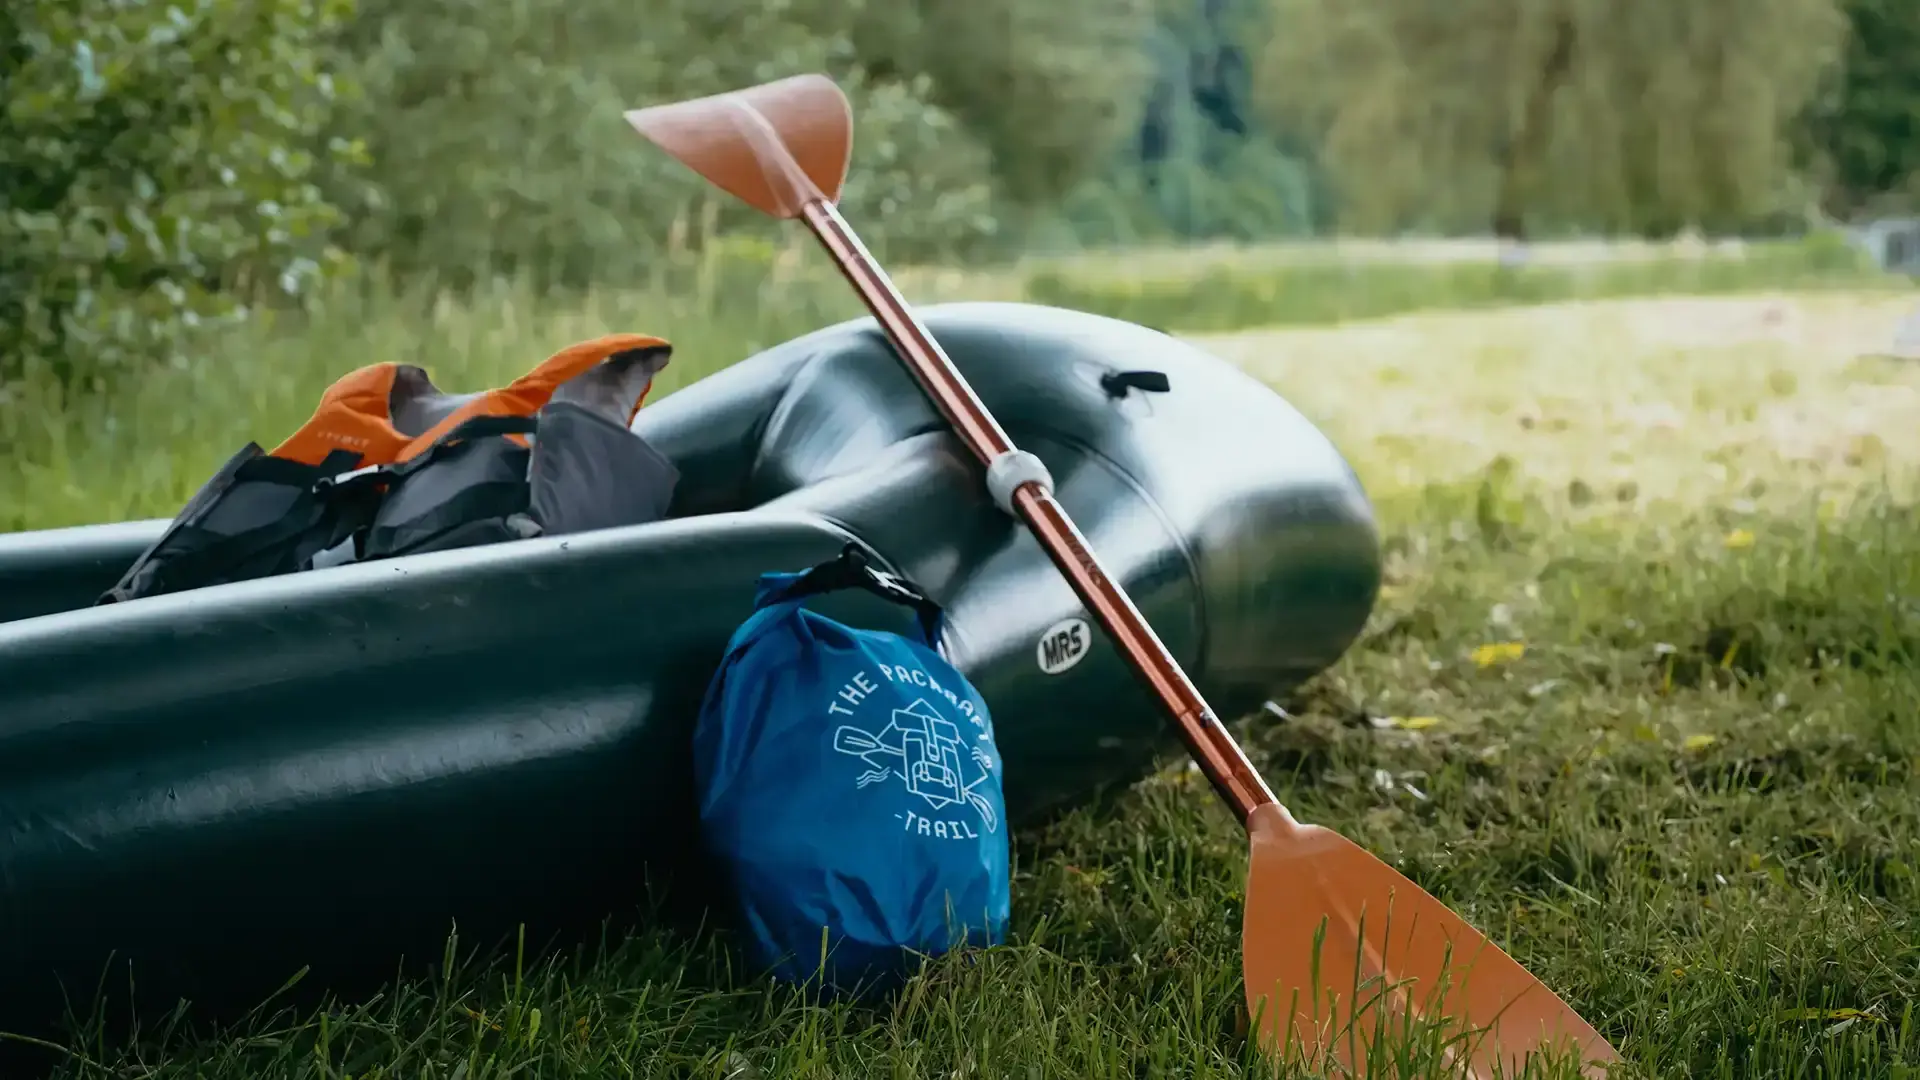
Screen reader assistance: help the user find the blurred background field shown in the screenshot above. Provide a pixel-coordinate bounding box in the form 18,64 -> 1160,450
5,0 -> 1920,1075
4,232 -> 1909,532
1214,290 -> 1920,509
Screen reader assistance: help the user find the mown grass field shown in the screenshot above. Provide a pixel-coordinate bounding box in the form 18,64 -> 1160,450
6,240 -> 1919,1077
0,232 -> 1896,531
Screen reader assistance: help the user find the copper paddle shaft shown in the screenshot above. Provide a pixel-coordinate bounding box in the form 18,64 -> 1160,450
624,73 -> 1623,1077
803,197 -> 1281,822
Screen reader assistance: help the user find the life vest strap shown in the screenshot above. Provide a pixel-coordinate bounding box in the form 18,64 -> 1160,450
96,447 -> 375,605
313,413 -> 542,497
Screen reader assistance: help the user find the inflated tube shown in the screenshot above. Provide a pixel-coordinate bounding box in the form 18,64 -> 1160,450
0,301 -> 1380,1043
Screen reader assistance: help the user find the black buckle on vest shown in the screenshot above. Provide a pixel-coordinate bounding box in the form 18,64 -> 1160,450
309,414 -> 542,497
313,463 -> 389,495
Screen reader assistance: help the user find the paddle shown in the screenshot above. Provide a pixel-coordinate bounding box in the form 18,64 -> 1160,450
625,73 -> 1622,1077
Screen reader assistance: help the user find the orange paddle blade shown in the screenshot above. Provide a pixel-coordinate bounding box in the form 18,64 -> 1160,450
623,73 -> 852,218
1242,804 -> 1621,1077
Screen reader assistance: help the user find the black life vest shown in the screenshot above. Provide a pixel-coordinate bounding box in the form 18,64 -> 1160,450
98,334 -> 680,605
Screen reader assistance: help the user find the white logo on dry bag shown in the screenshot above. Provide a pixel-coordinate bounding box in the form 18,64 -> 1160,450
829,666 -> 997,837
1036,617 -> 1092,675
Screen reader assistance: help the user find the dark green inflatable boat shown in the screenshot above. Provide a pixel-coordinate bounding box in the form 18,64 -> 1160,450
0,301 -> 1380,1040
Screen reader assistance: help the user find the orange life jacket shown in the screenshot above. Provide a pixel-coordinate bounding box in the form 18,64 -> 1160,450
99,335 -> 681,605
262,333 -> 666,467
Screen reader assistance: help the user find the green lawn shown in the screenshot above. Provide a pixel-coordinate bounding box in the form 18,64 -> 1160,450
6,245 -> 1919,1077
1,232 -> 1901,532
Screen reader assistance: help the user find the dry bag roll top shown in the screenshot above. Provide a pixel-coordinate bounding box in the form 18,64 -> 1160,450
694,544 -> 1010,995
98,335 -> 680,604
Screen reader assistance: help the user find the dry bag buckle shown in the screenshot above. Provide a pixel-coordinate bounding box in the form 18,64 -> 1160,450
854,556 -> 923,609
779,543 -> 945,645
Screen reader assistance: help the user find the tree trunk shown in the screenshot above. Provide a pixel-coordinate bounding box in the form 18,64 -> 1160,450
1492,16 -> 1578,242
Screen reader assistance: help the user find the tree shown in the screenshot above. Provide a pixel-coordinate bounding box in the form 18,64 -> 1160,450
1,0 -> 358,390
1133,0 -> 1322,239
1796,0 -> 1920,218
1256,0 -> 1850,239
1038,0 -> 1325,249
321,0 -> 1155,289
322,0 -> 1008,290
848,0 -> 1157,206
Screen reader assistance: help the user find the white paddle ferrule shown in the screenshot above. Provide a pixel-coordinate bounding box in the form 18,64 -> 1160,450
985,449 -> 1054,517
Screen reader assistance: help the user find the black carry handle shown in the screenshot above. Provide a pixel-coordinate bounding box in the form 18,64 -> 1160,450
776,542 -> 944,644
1100,369 -> 1170,398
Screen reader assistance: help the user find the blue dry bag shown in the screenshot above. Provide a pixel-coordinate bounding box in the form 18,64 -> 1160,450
693,544 -> 1010,994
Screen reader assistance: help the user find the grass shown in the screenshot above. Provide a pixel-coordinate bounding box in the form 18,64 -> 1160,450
2,231 -> 1909,531
1024,234 -> 1904,335
5,240 -> 1920,1077
1208,292 -> 1920,511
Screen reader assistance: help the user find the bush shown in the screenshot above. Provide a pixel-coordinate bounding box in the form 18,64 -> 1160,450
321,0 -> 1004,292
0,0 -> 360,392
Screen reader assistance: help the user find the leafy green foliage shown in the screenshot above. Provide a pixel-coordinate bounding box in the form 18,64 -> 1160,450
1796,0 -> 1920,216
1041,0 -> 1325,249
321,0 -> 1153,292
0,0 -> 359,390
853,0 -> 1157,207
20,434 -> 1920,1076
8,0 -> 1919,395
1257,0 -> 1852,238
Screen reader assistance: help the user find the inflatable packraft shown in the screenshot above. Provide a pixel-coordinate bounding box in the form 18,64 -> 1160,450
0,301 -> 1381,1043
